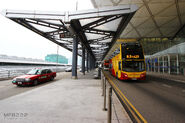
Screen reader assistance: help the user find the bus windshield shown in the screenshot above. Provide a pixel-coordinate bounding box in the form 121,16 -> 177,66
122,61 -> 145,72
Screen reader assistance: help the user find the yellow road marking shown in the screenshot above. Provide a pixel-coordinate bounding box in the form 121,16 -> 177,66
103,71 -> 147,123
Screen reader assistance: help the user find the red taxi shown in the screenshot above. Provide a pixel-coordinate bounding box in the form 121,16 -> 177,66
12,68 -> 56,86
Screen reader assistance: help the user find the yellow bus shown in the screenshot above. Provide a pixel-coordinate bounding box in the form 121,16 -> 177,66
109,41 -> 146,80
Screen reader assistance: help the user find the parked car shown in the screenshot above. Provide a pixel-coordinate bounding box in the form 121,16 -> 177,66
65,67 -> 72,72
12,68 -> 56,86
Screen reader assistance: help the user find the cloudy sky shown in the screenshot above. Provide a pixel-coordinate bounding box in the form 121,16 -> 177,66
0,0 -> 93,63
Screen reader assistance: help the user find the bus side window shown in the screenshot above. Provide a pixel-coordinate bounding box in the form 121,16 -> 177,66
118,61 -> 121,70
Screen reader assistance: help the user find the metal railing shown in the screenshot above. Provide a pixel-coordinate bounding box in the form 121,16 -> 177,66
0,69 -> 28,79
101,70 -> 147,123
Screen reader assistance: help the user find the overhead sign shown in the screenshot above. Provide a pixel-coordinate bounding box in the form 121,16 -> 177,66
126,55 -> 139,59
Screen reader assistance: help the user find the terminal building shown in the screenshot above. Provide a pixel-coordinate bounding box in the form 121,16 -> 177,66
45,54 -> 68,64
91,0 -> 185,76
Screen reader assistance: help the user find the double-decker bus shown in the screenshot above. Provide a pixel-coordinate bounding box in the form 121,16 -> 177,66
109,41 -> 146,80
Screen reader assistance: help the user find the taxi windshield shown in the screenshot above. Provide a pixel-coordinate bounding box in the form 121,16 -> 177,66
27,69 -> 41,75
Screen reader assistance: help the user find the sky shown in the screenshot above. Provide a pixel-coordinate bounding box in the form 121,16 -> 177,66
0,0 -> 94,64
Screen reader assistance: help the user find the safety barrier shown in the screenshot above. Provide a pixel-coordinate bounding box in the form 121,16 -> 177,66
101,70 -> 147,123
0,69 -> 28,79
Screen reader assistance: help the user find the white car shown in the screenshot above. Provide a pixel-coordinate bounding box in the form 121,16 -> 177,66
65,67 -> 72,72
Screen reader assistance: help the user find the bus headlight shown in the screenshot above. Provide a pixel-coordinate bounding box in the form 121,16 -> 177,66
25,78 -> 31,82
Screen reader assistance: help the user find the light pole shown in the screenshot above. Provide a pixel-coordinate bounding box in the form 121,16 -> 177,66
56,45 -> 59,72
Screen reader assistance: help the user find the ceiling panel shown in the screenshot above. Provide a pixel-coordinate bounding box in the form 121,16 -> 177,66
155,16 -> 176,27
148,3 -> 173,15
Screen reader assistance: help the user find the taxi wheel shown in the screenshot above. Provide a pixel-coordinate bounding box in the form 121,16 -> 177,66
33,80 -> 38,86
50,76 -> 54,81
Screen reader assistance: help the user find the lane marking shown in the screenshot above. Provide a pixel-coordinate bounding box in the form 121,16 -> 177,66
0,86 -> 5,88
103,71 -> 147,123
168,79 -> 185,84
162,84 -> 172,88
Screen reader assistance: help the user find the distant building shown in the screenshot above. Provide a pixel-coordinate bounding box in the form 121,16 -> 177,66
45,54 -> 68,64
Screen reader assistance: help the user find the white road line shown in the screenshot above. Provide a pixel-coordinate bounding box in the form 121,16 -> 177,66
162,84 -> 172,88
169,79 -> 185,84
0,86 -> 5,88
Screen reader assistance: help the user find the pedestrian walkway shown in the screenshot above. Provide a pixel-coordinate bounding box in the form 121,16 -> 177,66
0,71 -> 131,123
147,72 -> 185,83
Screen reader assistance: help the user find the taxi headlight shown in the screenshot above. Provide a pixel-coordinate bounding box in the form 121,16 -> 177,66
25,78 -> 31,82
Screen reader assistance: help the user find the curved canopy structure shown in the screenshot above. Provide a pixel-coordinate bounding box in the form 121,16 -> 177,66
2,5 -> 138,61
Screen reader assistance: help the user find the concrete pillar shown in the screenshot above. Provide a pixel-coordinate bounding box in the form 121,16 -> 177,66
82,45 -> 85,75
72,36 -> 78,79
86,52 -> 89,72
168,55 -> 170,74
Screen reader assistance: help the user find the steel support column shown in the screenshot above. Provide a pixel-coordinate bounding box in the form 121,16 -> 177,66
86,52 -> 89,72
177,54 -> 179,75
162,56 -> 165,73
82,45 -> 85,75
168,55 -> 171,74
158,57 -> 160,73
90,55 -> 92,70
72,36 -> 78,79
88,54 -> 91,71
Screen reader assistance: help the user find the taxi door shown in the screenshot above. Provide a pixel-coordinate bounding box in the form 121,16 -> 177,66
39,69 -> 48,82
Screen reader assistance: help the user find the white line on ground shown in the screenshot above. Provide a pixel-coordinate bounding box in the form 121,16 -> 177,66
169,79 -> 185,84
162,84 -> 172,88
0,86 -> 5,88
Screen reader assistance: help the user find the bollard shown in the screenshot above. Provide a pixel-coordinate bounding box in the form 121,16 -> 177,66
101,72 -> 103,89
108,87 -> 112,123
103,77 -> 107,111
102,75 -> 104,96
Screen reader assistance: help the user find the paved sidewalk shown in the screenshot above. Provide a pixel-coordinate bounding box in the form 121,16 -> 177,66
0,71 -> 131,123
147,72 -> 185,83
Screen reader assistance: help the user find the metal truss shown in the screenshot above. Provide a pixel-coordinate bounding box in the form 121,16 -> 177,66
3,5 -> 137,61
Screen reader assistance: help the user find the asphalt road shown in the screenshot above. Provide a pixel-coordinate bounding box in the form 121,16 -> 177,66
105,71 -> 185,123
0,72 -> 71,100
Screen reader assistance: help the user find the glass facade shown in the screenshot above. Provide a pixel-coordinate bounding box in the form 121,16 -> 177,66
45,54 -> 68,64
145,25 -> 185,75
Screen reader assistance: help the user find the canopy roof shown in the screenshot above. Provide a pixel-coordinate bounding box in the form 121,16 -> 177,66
92,0 -> 185,38
91,0 -> 185,59
2,5 -> 137,61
